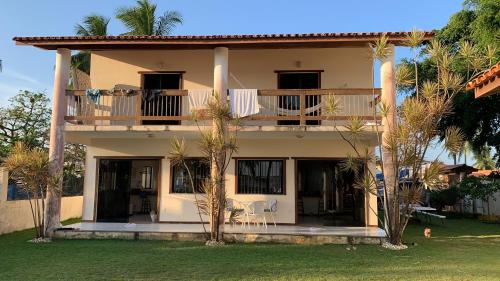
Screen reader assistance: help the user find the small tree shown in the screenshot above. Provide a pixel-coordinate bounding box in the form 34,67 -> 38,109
170,92 -> 239,243
324,31 -> 491,246
4,143 -> 60,239
459,174 -> 500,215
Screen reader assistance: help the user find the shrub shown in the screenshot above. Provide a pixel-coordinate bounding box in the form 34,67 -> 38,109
429,186 -> 461,211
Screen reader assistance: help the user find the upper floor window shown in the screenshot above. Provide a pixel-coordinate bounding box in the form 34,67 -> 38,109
171,159 -> 210,193
236,159 -> 285,195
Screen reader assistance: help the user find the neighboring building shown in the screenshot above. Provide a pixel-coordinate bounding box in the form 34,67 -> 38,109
466,61 -> 500,98
438,164 -> 478,189
14,32 -> 432,228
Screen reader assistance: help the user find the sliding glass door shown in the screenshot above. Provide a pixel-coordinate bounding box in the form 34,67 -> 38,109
96,160 -> 132,222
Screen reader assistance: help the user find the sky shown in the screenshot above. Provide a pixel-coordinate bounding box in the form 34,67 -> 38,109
0,0 -> 468,163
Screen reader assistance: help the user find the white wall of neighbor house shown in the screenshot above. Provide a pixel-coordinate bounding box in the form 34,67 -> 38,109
0,168 -> 83,235
463,193 -> 500,216
81,138 -> 378,225
90,48 -> 373,90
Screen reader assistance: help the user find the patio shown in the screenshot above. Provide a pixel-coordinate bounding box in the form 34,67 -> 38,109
55,222 -> 386,245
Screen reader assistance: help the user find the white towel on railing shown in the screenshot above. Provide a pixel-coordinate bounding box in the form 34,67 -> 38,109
188,89 -> 213,111
229,89 -> 260,117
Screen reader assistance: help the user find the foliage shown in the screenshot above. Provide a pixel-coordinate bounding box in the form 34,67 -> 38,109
116,0 -> 182,36
478,214 -> 500,223
3,143 -> 60,238
0,91 -> 50,159
472,145 -> 496,169
64,143 -> 86,177
458,175 -> 500,215
74,14 -> 110,37
429,186 -> 461,211
402,0 -> 500,165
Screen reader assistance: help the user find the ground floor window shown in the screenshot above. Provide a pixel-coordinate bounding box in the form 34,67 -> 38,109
236,159 -> 285,194
171,159 -> 210,193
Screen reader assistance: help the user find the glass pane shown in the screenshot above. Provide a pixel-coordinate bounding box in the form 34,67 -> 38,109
172,159 -> 210,193
237,160 -> 284,194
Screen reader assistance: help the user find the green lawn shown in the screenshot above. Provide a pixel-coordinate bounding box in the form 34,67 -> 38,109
0,219 -> 499,281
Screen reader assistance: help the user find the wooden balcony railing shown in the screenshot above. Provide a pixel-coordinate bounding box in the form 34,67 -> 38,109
65,88 -> 380,126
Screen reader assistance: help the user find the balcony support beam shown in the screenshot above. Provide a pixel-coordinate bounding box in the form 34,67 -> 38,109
380,44 -> 397,231
45,48 -> 71,236
213,47 -> 229,98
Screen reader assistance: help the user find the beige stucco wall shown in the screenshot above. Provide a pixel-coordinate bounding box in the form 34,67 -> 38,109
90,48 -> 372,90
0,168 -> 83,235
81,138 -> 378,226
79,47 -> 378,226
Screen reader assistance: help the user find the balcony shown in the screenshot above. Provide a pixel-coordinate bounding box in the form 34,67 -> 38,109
65,88 -> 380,127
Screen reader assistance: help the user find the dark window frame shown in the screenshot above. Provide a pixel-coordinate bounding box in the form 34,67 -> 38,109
235,158 -> 287,195
170,158 -> 210,194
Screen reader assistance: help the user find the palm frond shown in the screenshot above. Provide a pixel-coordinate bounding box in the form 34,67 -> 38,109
369,34 -> 391,61
484,44 -> 497,66
420,80 -> 438,98
323,94 -> 342,117
168,137 -> 187,165
422,161 -> 443,189
354,172 -> 377,196
75,14 -> 110,36
395,64 -> 414,88
444,126 -> 465,156
156,11 -> 183,35
403,28 -> 425,48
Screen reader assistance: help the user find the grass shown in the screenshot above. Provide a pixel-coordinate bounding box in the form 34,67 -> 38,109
0,219 -> 499,281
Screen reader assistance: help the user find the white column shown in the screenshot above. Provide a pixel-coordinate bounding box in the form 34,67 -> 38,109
213,47 -> 229,98
45,48 -> 71,235
380,44 -> 397,229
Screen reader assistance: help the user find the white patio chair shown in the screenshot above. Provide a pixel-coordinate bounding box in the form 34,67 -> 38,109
225,198 -> 245,228
264,199 -> 278,227
247,201 -> 267,229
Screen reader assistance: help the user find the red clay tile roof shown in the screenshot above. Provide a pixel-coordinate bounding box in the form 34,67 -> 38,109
13,31 -> 434,50
467,61 -> 500,90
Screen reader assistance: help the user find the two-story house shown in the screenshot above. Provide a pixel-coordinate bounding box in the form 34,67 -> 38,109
14,32 -> 433,232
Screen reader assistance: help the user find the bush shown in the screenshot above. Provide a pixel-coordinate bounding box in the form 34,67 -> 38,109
429,186 -> 461,211
478,215 -> 500,224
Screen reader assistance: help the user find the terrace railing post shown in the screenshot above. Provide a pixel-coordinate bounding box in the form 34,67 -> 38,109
299,91 -> 306,125
135,91 -> 142,125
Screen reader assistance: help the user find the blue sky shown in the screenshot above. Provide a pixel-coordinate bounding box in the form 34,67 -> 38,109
0,0 -> 467,163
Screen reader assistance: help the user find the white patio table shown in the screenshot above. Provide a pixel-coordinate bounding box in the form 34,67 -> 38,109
234,200 -> 268,229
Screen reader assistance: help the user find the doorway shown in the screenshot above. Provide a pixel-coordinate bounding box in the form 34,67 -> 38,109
96,159 -> 160,223
277,71 -> 321,125
142,73 -> 183,125
296,160 -> 365,226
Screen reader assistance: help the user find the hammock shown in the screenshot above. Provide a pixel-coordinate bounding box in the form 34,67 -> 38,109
258,96 -> 323,116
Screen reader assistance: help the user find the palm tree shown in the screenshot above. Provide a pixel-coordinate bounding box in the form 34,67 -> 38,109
75,14 -> 110,36
472,146 -> 496,170
72,14 -> 109,77
116,0 -> 182,36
